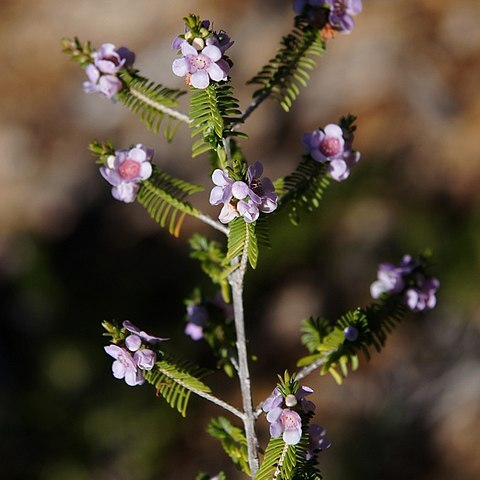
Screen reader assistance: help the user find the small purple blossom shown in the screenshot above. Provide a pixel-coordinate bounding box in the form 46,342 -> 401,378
306,424 -> 331,460
296,385 -> 316,413
262,387 -> 283,413
370,256 -> 439,312
123,320 -> 169,344
343,325 -> 359,342
83,43 -> 135,99
267,407 -> 303,445
185,304 -> 209,341
172,41 -> 229,89
370,255 -> 416,299
104,344 -> 144,386
100,145 -> 153,203
325,0 -> 363,33
133,348 -> 156,371
302,124 -> 360,181
405,276 -> 440,312
209,162 -> 278,224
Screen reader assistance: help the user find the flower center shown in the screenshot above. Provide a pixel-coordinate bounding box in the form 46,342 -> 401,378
281,410 -> 299,430
119,159 -> 141,180
188,53 -> 211,72
320,137 -> 342,157
103,54 -> 120,66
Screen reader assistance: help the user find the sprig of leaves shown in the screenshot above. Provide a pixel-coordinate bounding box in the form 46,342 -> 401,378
136,166 -> 204,237
143,355 -> 211,417
247,17 -> 326,112
207,417 -> 251,476
298,296 -> 408,384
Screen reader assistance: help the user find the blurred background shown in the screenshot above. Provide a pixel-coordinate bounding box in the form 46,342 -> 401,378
1,0 -> 480,479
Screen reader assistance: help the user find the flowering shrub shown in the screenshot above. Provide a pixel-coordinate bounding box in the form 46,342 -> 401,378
64,2 -> 441,478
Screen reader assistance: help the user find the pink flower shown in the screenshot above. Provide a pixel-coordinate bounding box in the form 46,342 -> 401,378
267,407 -> 303,445
104,345 -> 144,386
172,41 -> 229,89
100,145 -> 153,203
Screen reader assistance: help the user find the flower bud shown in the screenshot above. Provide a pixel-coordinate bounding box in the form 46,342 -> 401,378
285,394 -> 298,407
185,31 -> 193,41
192,37 -> 205,51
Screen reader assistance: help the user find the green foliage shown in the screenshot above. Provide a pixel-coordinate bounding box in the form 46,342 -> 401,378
61,36 -> 94,67
298,296 -> 408,384
136,166 -> 203,237
276,370 -> 300,398
247,18 -> 325,112
143,355 -> 211,417
207,417 -> 250,476
189,234 -> 230,301
189,83 -> 245,162
226,218 -> 258,269
257,438 -> 297,480
277,158 -> 330,226
118,70 -> 187,140
88,139 -> 116,164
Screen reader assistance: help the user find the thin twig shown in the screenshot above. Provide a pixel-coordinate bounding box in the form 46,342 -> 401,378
273,443 -> 289,479
159,367 -> 244,420
229,227 -> 260,477
129,86 -> 192,124
232,90 -> 271,131
194,212 -> 229,236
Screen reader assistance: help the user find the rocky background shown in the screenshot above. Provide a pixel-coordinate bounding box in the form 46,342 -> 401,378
1,1 -> 480,479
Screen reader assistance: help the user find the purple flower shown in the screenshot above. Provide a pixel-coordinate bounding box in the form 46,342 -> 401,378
133,348 -> 156,371
302,124 -> 360,181
296,385 -> 316,413
306,424 -> 331,460
104,344 -> 144,386
267,407 -> 303,445
100,145 -> 153,203
206,31 -> 234,54
209,162 -> 277,224
83,43 -> 135,99
343,326 -> 359,341
172,41 -> 229,89
325,0 -> 363,33
405,276 -> 440,312
123,320 -> 169,344
370,255 -> 416,298
185,304 -> 209,341
262,387 -> 284,413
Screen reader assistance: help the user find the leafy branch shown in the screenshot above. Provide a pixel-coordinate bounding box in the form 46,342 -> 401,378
247,17 -> 326,112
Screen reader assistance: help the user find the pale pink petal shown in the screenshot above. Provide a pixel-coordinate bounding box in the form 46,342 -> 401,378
172,57 -> 190,77
202,45 -> 222,62
190,70 -> 210,89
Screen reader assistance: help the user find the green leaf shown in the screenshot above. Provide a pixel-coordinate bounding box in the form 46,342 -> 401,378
117,70 -> 187,140
225,218 -> 259,269
297,297 -> 408,384
189,83 -> 245,164
207,417 -> 250,476
277,157 -> 330,225
136,167 -> 203,237
247,18 -> 326,112
257,438 -> 297,480
143,355 -> 211,417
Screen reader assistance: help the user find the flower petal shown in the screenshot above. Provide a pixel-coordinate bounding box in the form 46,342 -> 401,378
202,45 -> 222,62
172,57 -> 190,77
190,70 -> 210,89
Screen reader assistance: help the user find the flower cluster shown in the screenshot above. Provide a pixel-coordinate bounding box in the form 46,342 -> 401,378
104,321 -> 168,387
185,304 -> 209,340
294,0 -> 362,34
83,43 -> 135,99
172,19 -> 232,89
100,144 -> 153,203
370,255 -> 440,312
302,123 -> 360,181
262,385 -> 322,447
209,161 -> 278,224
